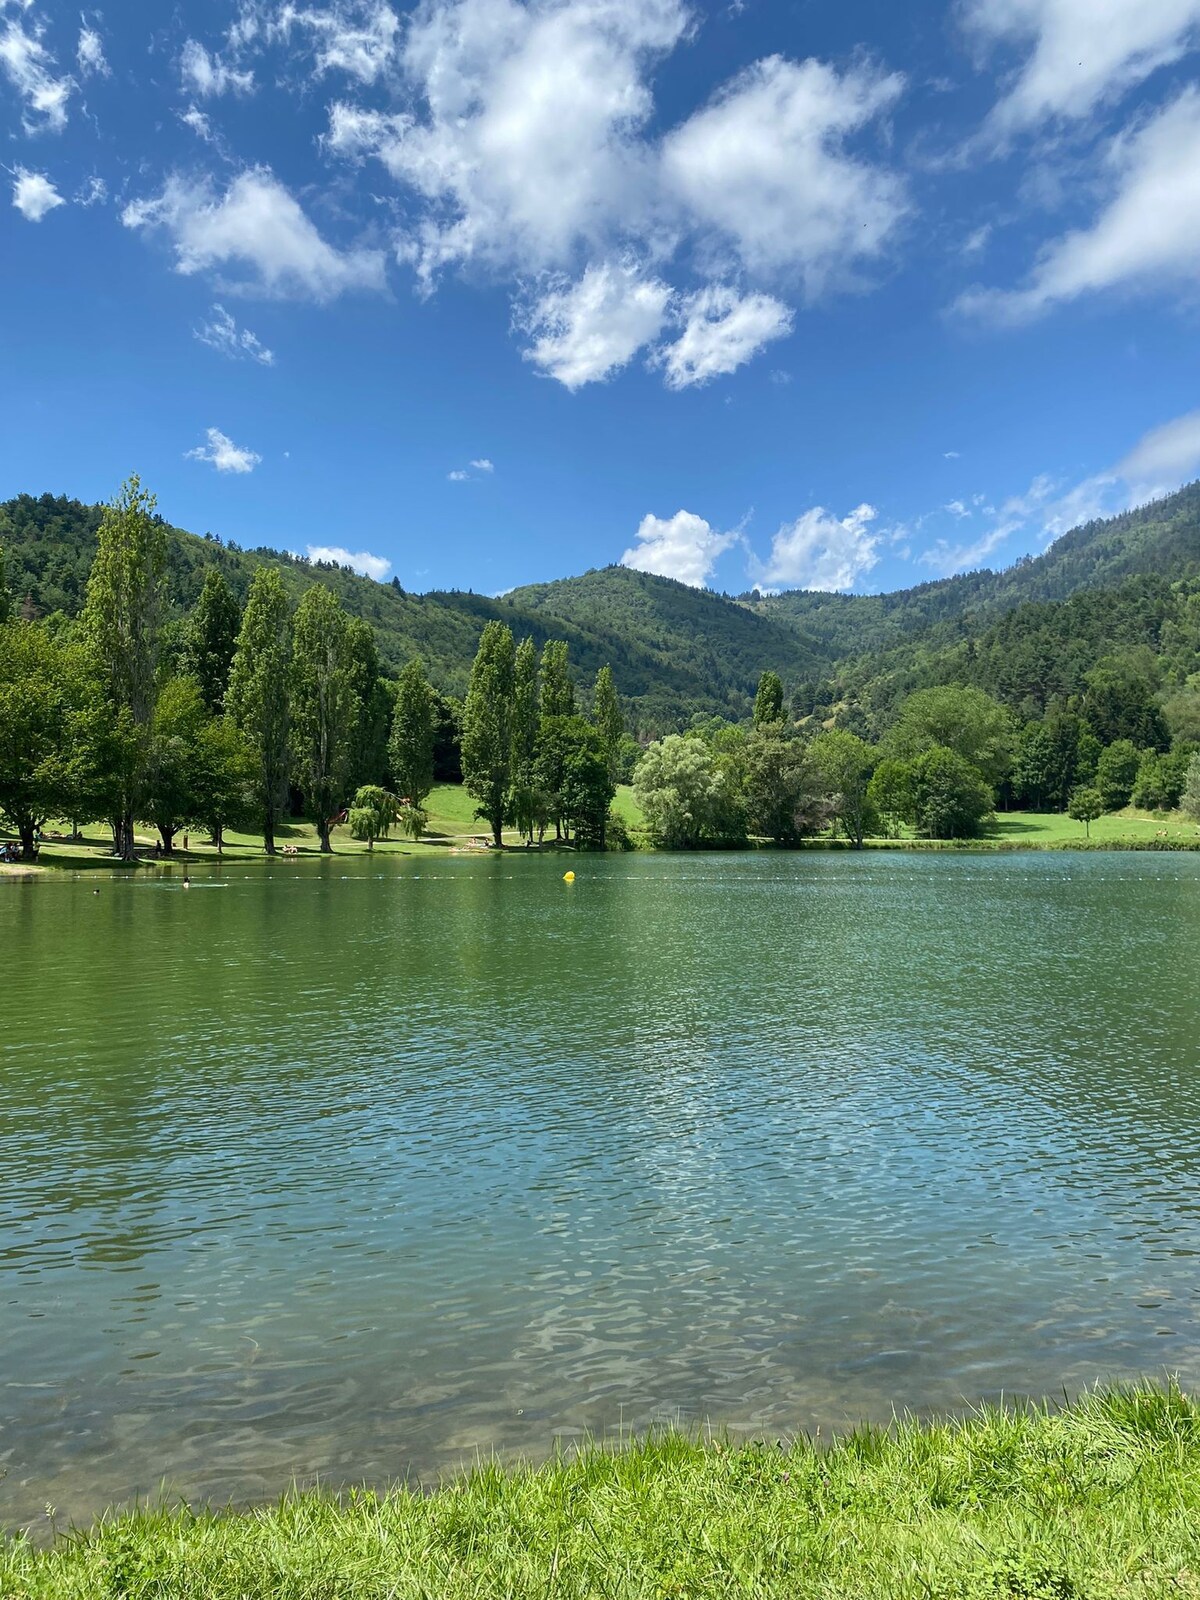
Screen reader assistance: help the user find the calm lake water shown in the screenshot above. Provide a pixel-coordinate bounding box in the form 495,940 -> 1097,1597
2,851 -> 1199,1528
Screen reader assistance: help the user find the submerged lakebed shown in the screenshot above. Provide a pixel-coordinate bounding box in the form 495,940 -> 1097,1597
1,852 -> 1199,1530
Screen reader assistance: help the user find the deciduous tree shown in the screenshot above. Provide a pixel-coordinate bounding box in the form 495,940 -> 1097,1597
187,568 -> 241,714
227,568 -> 292,855
291,585 -> 357,853
389,655 -> 436,809
461,621 -> 515,848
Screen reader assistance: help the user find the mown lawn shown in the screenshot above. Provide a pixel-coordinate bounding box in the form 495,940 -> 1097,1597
3,1385 -> 1199,1598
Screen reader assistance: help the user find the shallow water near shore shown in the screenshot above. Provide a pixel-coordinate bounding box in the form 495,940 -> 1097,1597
2,851 -> 1199,1530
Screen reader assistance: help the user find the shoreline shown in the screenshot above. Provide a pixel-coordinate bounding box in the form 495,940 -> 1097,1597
2,1383 -> 1197,1596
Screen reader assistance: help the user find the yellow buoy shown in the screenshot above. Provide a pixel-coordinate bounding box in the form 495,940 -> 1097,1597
563,871 -> 575,882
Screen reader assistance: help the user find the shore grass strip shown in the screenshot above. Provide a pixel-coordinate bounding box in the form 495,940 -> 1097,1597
4,1384 -> 1200,1598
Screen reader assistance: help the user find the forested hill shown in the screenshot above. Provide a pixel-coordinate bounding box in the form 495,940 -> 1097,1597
3,479 -> 1199,733
0,493 -> 828,729
740,481 -> 1200,660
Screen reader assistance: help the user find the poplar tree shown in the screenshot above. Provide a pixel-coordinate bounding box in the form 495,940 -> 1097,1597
509,636 -> 540,844
346,617 -> 390,791
81,475 -> 167,859
592,664 -> 624,785
227,568 -> 293,855
290,585 -> 357,852
539,639 -> 575,717
461,620 -> 515,848
0,542 -> 9,623
187,567 -> 241,713
388,655 -> 436,808
753,670 -> 785,728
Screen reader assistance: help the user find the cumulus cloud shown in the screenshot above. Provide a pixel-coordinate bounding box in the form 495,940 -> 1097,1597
273,1 -> 401,82
360,0 -> 687,283
195,303 -> 276,364
122,167 -> 386,301
180,38 -> 254,97
620,509 -> 738,588
750,503 -> 880,592
471,457 -> 494,472
958,89 -> 1200,323
656,285 -> 793,389
185,426 -> 262,473
76,23 -> 107,77
0,10 -> 75,132
11,167 -> 64,221
306,542 -> 391,579
966,0 -> 1200,138
520,260 -> 672,388
661,56 -> 906,291
447,457 -> 493,480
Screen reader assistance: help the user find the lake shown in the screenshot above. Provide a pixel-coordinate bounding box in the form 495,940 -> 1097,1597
2,851 -> 1198,1529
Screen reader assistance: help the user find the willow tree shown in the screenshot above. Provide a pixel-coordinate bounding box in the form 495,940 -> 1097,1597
461,620 -> 515,848
81,475 -> 167,859
290,585 -> 357,853
227,568 -> 293,855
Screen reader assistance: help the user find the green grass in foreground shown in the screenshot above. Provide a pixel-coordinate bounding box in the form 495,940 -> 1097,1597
4,1385 -> 1200,1597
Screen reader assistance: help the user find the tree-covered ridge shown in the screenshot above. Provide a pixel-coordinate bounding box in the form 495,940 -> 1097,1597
745,480 -> 1200,660
0,495 -> 824,726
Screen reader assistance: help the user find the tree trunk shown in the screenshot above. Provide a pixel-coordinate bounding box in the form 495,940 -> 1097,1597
159,827 -> 175,855
19,822 -> 35,860
119,809 -> 136,862
317,818 -> 332,853
263,805 -> 277,856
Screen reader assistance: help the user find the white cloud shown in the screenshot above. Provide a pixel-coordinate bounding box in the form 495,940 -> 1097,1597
185,426 -> 262,473
195,303 -> 276,364
1116,408 -> 1200,497
520,260 -> 672,388
76,24 -> 107,77
656,285 -> 793,388
372,0 -> 687,282
620,509 -> 738,588
122,167 -> 386,301
76,174 -> 106,206
180,104 -> 215,141
943,450 -> 961,458
944,499 -> 970,518
958,89 -> 1200,323
180,38 -> 254,97
0,10 -> 74,132
273,1 -> 401,82
661,56 -> 906,291
448,457 -> 495,480
306,542 -> 391,579
966,0 -> 1200,138
751,503 -> 880,591
11,166 -> 64,221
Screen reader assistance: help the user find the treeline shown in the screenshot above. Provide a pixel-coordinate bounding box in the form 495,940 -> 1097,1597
630,675 -> 1200,848
0,479 -> 630,860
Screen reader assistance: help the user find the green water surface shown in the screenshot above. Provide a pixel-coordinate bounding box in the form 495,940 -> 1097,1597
2,852 -> 1198,1528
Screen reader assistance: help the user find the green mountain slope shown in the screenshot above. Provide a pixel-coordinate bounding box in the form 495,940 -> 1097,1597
745,481 -> 1200,659
0,494 -> 826,726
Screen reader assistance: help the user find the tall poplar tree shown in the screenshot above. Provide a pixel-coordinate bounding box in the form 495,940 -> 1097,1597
388,655 -> 436,808
227,567 -> 293,856
187,568 -> 242,714
81,475 -> 167,859
461,620 -> 515,848
346,617 -> 390,791
290,585 -> 357,852
592,664 -> 624,784
509,635 -> 540,844
753,670 -> 784,728
539,639 -> 575,717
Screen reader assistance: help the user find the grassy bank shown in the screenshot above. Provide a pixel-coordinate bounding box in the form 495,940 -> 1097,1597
4,792 -> 1200,875
3,1385 -> 1199,1597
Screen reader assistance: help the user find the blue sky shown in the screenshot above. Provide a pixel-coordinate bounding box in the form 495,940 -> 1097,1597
3,0 -> 1200,596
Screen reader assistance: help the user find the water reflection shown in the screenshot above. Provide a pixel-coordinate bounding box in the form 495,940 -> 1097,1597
2,852 -> 1199,1529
